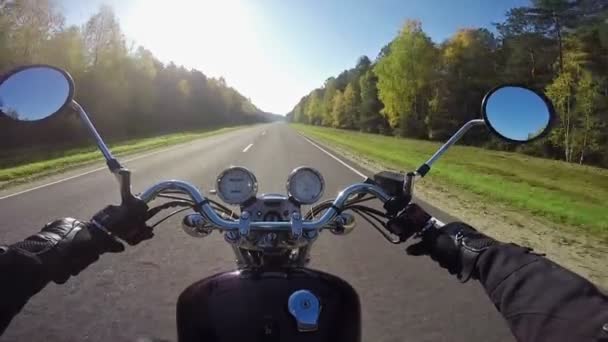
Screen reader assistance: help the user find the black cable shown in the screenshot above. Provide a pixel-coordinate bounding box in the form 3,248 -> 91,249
352,208 -> 385,233
347,205 -> 388,218
150,207 -> 192,228
156,193 -> 238,218
208,199 -> 236,216
306,195 -> 377,219
212,206 -> 239,219
157,193 -> 195,202
352,208 -> 401,244
353,208 -> 386,228
147,200 -> 193,220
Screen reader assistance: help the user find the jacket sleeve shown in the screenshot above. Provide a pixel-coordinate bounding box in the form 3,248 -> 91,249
0,246 -> 49,335
476,244 -> 608,342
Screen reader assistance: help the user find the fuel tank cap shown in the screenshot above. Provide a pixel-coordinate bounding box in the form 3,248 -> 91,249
288,290 -> 321,332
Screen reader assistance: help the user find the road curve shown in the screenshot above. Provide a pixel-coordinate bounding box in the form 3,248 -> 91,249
0,123 -> 512,341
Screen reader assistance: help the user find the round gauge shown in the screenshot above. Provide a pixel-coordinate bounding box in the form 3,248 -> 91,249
287,167 -> 325,204
216,166 -> 258,205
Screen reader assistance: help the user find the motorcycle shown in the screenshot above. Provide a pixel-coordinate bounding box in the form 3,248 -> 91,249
0,65 -> 555,341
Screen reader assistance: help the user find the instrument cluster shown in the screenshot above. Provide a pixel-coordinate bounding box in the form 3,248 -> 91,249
215,166 -> 325,216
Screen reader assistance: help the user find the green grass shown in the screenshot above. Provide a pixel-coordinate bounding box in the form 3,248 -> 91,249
293,124 -> 608,236
0,126 -> 244,187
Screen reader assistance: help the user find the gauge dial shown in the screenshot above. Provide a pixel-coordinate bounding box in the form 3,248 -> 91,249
287,167 -> 325,204
216,167 -> 258,205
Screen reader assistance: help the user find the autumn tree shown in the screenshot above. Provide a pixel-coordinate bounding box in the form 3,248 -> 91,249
374,20 -> 437,136
358,69 -> 386,133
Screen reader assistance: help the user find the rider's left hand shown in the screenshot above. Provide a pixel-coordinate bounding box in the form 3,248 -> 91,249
91,197 -> 153,245
7,218 -> 125,284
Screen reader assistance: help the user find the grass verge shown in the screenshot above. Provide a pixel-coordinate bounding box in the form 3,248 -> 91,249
0,126 -> 244,189
292,124 -> 608,238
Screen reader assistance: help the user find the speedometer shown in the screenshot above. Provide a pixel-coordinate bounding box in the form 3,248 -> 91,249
216,166 -> 258,205
287,167 -> 325,204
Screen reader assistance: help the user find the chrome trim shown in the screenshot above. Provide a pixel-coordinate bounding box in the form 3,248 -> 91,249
71,100 -> 115,164
404,172 -> 415,198
239,211 -> 251,237
215,166 -> 258,205
140,181 -> 390,232
290,212 -> 303,239
181,214 -> 213,238
424,119 -> 485,168
286,167 -> 325,204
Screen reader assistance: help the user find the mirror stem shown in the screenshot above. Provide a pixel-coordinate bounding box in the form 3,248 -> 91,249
416,119 -> 485,177
71,101 -> 122,172
118,168 -> 136,204
403,172 -> 416,198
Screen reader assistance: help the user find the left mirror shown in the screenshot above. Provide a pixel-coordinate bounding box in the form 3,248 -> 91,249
0,65 -> 74,122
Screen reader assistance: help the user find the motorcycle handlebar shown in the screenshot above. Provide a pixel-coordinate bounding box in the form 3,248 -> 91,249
139,180 -> 391,233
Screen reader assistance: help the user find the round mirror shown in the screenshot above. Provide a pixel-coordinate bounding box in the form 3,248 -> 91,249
481,85 -> 555,143
0,65 -> 74,122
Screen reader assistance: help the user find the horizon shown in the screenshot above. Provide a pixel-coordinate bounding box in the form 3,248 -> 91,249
58,0 -> 531,114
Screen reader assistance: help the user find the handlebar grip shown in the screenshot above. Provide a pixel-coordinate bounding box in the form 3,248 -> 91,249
386,203 -> 433,242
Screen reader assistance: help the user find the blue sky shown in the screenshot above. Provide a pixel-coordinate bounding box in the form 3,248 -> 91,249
485,87 -> 551,141
0,67 -> 71,120
57,0 -> 531,114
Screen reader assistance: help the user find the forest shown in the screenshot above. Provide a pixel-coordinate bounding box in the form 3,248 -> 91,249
287,0 -> 608,168
0,0 -> 274,150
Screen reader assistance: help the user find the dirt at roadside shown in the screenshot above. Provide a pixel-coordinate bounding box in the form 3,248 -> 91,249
325,142 -> 608,288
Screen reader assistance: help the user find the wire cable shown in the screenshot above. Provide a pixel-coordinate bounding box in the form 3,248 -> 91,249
150,207 -> 192,228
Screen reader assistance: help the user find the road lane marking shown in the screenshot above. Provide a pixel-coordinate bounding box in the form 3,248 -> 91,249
299,133 -> 445,226
0,129 -> 253,201
300,135 -> 367,179
0,144 -> 193,201
243,143 -> 254,152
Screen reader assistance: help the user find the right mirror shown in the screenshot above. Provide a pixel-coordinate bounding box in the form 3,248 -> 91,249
481,85 -> 555,143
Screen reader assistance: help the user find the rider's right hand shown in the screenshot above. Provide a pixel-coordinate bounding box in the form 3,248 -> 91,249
406,222 -> 502,282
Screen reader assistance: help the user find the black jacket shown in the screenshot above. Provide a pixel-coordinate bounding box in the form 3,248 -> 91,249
476,244 -> 608,341
1,243 -> 607,340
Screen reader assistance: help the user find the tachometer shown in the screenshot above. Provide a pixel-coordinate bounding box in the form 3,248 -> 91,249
216,166 -> 258,205
287,167 -> 325,204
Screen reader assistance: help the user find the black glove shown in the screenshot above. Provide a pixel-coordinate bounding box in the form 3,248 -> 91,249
406,222 -> 501,282
91,197 -> 153,245
387,203 -> 433,242
7,218 -> 124,284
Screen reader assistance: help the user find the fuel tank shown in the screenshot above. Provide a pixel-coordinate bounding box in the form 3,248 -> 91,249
176,268 -> 361,342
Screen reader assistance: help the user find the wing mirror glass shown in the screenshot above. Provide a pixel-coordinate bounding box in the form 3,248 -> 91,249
0,65 -> 74,122
481,85 -> 555,143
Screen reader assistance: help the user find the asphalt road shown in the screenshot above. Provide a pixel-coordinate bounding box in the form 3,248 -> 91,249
0,123 -> 512,342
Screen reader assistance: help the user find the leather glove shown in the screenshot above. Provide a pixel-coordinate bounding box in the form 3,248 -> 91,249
406,222 -> 501,282
91,197 -> 153,245
387,203 -> 433,242
7,218 -> 124,284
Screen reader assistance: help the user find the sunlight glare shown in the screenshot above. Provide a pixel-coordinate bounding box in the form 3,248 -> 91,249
124,0 -> 295,113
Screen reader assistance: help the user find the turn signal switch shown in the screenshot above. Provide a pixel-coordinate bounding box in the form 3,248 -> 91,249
182,214 -> 213,238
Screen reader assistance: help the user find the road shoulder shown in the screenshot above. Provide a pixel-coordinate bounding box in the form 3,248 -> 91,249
297,130 -> 608,288
0,126 -> 253,199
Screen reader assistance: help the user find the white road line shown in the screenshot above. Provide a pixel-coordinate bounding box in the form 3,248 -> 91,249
300,135 -> 367,179
242,143 -> 254,153
0,142 -> 196,201
299,133 -> 446,226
